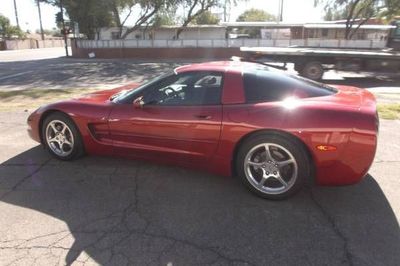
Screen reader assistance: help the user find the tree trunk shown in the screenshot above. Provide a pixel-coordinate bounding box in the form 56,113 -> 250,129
121,8 -> 158,39
111,4 -> 122,38
344,0 -> 361,40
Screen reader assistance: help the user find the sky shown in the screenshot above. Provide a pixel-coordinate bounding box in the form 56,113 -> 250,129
0,0 -> 325,32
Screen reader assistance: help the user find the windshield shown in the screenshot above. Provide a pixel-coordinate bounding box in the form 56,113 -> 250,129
113,72 -> 174,103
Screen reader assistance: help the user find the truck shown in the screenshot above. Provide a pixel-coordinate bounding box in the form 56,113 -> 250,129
240,20 -> 400,80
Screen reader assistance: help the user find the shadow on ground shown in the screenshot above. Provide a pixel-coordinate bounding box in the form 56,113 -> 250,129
0,147 -> 399,265
2,57 -> 400,92
0,58 -> 182,90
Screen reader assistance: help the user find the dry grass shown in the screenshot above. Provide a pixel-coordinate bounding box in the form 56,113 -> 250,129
377,103 -> 400,120
0,88 -> 98,112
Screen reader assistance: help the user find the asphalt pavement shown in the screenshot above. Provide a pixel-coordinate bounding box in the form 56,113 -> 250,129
0,111 -> 399,266
0,48 -> 399,266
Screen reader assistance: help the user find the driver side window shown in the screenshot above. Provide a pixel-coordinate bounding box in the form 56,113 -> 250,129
142,71 -> 223,106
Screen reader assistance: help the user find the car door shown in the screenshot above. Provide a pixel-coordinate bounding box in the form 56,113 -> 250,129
108,71 -> 224,165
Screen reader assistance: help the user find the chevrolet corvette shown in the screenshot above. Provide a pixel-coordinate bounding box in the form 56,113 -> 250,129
27,60 -> 378,199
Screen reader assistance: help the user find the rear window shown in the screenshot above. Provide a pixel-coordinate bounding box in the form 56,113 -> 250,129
243,69 -> 336,103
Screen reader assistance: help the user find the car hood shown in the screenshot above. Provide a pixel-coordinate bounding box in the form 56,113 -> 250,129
73,83 -> 141,103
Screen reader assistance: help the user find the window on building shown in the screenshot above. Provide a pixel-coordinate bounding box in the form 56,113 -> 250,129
322,28 -> 328,37
308,29 -> 315,38
356,31 -> 366,40
111,32 -> 120,40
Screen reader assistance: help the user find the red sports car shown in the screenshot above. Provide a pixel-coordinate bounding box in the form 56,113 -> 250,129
27,60 -> 378,199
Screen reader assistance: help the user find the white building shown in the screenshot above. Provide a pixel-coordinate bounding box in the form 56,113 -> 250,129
97,25 -> 226,40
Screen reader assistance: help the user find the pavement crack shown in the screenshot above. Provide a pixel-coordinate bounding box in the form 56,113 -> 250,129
0,159 -> 255,265
373,160 -> 400,163
0,157 -> 52,201
107,166 -> 118,186
308,188 -> 354,266
139,230 -> 255,265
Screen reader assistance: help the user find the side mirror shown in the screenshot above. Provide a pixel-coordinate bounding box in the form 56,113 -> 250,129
133,96 -> 144,108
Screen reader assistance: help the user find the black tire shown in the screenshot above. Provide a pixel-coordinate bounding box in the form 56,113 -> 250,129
301,61 -> 324,80
294,62 -> 305,73
42,112 -> 84,160
236,133 -> 311,200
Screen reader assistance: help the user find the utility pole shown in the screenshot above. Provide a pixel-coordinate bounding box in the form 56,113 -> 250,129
13,0 -> 20,28
223,0 -> 227,22
60,0 -> 69,56
36,0 -> 44,40
279,0 -> 284,22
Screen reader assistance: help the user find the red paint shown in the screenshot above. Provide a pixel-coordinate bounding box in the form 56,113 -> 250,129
27,61 -> 378,186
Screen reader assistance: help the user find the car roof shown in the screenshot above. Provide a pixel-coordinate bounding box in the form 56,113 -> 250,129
174,60 -> 264,74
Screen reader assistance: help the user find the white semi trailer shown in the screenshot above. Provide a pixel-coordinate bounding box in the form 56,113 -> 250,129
240,20 -> 400,80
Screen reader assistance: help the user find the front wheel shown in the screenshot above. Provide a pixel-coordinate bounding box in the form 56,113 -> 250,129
236,134 -> 311,200
42,112 -> 84,160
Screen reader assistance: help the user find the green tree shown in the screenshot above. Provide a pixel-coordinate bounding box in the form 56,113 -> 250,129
40,0 -> 115,39
118,0 -> 169,39
324,8 -> 347,20
315,0 -> 400,39
36,28 -> 63,37
153,12 -> 176,27
235,8 -> 276,38
41,0 -> 176,39
379,0 -> 400,21
236,8 -> 276,22
41,0 -> 241,39
193,10 -> 220,24
55,11 -> 63,29
174,0 -> 218,38
0,14 -> 25,39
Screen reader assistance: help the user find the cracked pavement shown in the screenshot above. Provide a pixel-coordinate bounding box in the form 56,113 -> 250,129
0,115 -> 399,266
0,49 -> 399,265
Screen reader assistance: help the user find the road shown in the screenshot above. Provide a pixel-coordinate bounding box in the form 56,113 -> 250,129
2,47 -> 400,95
0,48 -> 188,92
0,48 -> 399,265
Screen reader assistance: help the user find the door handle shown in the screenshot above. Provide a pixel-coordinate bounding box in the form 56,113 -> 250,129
195,114 -> 212,120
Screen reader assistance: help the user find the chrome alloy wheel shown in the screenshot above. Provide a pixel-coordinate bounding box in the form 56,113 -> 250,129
45,120 -> 74,157
244,143 -> 298,195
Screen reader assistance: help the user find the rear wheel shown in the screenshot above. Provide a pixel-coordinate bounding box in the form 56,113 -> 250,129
301,61 -> 324,80
294,62 -> 305,72
42,112 -> 84,160
236,134 -> 311,200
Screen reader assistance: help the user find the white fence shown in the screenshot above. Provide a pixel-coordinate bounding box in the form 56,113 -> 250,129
76,38 -> 387,49
3,39 -> 70,50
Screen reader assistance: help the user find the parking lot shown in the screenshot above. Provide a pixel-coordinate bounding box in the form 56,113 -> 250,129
0,48 -> 399,265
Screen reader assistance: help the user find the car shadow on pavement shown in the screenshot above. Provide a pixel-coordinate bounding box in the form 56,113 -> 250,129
0,146 -> 399,265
